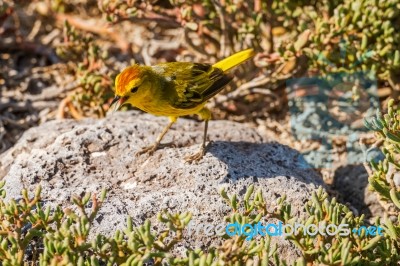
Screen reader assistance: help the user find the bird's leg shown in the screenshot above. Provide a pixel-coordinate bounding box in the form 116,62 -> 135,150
185,108 -> 211,162
137,117 -> 176,156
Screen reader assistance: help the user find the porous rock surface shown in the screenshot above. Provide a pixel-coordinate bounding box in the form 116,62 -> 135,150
0,111 -> 323,261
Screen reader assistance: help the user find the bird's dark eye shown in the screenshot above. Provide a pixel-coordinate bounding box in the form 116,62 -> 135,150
130,86 -> 139,93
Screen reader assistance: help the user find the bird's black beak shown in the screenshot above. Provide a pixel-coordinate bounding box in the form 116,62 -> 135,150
109,96 -> 126,112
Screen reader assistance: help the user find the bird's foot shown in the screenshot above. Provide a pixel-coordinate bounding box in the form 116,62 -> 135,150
185,147 -> 206,162
136,144 -> 158,156
136,143 -> 174,157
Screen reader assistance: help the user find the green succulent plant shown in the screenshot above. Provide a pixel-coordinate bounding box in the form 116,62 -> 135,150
281,0 -> 400,82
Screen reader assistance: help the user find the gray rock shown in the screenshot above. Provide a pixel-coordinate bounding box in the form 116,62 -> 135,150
0,111 -> 323,262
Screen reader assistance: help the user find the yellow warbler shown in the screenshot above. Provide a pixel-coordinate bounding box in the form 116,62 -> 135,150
110,49 -> 255,161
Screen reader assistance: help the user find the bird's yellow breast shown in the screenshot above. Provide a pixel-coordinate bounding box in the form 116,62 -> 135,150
127,96 -> 205,117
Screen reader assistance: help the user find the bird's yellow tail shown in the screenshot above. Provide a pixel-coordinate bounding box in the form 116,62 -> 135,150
212,49 -> 255,72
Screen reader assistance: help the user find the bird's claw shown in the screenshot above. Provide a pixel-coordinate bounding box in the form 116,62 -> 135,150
136,145 -> 158,156
136,142 -> 175,157
185,147 -> 205,162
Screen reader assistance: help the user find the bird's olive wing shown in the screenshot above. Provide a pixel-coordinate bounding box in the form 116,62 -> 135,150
168,63 -> 233,109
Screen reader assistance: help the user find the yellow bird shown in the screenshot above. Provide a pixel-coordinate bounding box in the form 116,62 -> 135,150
110,49 -> 255,161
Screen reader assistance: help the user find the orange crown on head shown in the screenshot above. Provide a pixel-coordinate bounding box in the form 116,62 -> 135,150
115,65 -> 142,96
